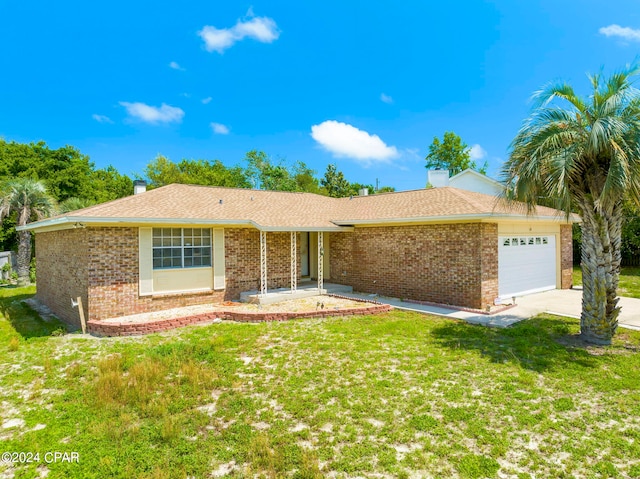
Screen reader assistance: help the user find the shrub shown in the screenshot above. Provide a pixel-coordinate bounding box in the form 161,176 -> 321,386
29,257 -> 36,283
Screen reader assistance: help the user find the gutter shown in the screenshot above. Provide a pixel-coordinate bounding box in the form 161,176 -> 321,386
331,213 -> 579,226
18,216 -> 353,233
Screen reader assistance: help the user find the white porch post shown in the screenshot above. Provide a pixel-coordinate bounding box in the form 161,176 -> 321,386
290,231 -> 297,293
259,230 -> 267,297
317,231 -> 324,293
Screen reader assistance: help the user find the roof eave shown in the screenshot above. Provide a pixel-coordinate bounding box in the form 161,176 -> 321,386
19,216 -> 355,233
332,213 -> 578,226
18,217 -> 258,232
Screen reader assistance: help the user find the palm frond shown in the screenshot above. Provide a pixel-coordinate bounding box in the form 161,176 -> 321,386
531,81 -> 587,112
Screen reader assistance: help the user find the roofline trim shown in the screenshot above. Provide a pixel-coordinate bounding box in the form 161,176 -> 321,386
332,213 -> 578,226
17,216 -> 259,232
18,216 -> 353,233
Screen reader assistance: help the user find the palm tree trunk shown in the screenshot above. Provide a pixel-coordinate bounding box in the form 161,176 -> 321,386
16,230 -> 32,285
579,200 -> 622,345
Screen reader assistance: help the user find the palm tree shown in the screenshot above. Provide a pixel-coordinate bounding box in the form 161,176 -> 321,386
0,179 -> 56,284
58,197 -> 95,214
502,65 -> 640,345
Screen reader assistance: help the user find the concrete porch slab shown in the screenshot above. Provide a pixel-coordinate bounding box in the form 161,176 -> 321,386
240,282 -> 353,305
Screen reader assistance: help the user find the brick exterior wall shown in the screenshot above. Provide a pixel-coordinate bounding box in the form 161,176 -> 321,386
329,223 -> 499,310
480,223 -> 500,307
37,227 -> 301,324
36,229 -> 89,328
224,229 -> 300,299
36,222 -> 572,326
560,224 -> 573,289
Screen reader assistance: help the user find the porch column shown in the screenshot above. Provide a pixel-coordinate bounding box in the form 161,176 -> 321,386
259,230 -> 267,297
317,231 -> 324,293
290,232 -> 297,293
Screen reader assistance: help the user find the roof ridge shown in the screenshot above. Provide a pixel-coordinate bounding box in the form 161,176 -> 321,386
445,187 -> 490,213
165,183 -> 338,198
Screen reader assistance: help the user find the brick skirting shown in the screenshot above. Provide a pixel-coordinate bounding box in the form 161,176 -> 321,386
87,297 -> 392,337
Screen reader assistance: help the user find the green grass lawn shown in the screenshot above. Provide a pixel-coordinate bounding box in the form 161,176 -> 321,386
2,286 -> 640,478
573,265 -> 640,299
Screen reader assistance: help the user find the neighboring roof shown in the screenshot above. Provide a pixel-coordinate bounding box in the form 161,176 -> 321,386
20,183 -> 576,232
449,168 -> 505,189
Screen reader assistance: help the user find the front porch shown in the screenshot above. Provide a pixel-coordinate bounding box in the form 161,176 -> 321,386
240,281 -> 353,305
249,230 -> 338,305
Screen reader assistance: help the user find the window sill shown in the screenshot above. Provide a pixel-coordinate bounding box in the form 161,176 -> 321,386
139,288 -> 218,299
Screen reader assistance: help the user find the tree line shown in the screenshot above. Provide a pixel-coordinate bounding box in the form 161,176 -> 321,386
0,139 -> 396,253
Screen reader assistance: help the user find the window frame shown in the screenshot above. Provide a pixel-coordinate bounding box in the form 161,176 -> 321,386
152,228 -> 212,270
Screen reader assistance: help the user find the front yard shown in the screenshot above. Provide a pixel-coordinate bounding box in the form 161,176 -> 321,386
1,286 -> 640,478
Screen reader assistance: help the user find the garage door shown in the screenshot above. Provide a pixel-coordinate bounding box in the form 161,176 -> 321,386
498,235 -> 556,300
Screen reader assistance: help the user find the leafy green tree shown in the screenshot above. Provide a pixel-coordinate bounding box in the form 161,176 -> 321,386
245,150 -> 297,191
321,164 -> 351,197
425,132 -> 487,176
0,140 -> 95,201
177,158 -> 249,188
0,216 -> 16,253
0,179 -> 56,284
144,155 -> 250,189
349,182 -> 375,196
621,201 -> 640,264
144,155 -> 182,187
89,166 -> 134,202
502,65 -> 640,345
292,161 -> 322,194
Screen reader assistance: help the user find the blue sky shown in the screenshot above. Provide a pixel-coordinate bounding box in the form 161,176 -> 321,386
1,1 -> 640,191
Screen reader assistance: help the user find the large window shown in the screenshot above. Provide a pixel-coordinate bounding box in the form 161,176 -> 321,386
152,228 -> 212,269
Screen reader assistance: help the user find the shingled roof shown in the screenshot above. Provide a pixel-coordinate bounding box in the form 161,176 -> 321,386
21,183 -> 573,232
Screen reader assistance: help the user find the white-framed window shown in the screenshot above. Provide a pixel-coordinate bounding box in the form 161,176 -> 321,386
503,236 -> 551,247
152,228 -> 212,269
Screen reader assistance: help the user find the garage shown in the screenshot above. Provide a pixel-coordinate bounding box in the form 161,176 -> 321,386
498,235 -> 557,300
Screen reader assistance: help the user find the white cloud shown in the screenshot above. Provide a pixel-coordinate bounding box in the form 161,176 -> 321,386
202,97 -> 213,104
380,93 -> 393,104
169,61 -> 185,71
233,17 -> 279,42
119,102 -> 184,124
404,147 -> 421,159
92,114 -> 113,124
310,120 -> 399,164
599,24 -> 640,42
198,15 -> 280,53
469,144 -> 487,161
211,122 -> 230,134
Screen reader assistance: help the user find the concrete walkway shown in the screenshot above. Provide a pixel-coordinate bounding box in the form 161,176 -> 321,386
341,289 -> 640,330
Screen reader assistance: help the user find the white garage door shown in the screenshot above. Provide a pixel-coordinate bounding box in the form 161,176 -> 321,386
498,235 -> 556,300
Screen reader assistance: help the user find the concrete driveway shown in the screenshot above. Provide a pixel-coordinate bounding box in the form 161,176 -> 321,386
345,289 -> 640,329
510,288 -> 640,330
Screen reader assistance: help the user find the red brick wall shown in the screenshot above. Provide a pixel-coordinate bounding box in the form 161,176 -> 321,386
330,223 -> 498,309
37,227 -> 302,323
480,223 -> 499,307
37,223 -> 510,322
36,228 -> 89,328
560,224 -> 573,289
224,229 -> 300,299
